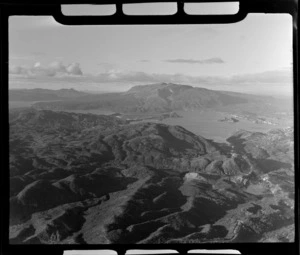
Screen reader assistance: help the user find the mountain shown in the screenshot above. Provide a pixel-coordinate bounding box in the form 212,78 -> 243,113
126,83 -> 249,110
30,83 -> 255,113
9,88 -> 88,101
9,109 -> 294,244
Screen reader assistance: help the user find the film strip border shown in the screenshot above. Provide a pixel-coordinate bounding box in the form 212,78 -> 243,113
0,1 -> 298,255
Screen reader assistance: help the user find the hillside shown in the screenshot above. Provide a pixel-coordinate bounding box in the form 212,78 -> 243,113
9,109 -> 294,244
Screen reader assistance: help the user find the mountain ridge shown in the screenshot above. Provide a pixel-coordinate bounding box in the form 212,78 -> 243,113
9,88 -> 88,102
28,83 -> 257,113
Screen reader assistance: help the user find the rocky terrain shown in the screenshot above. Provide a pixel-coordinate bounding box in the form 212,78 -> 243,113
9,108 -> 294,244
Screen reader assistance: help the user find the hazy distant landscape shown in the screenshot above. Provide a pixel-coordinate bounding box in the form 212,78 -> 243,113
9,83 -> 294,244
9,84 -> 293,142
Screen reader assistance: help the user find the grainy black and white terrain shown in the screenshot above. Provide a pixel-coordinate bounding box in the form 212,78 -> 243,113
9,83 -> 294,244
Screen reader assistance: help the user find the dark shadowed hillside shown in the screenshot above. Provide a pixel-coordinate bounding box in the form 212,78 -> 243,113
9,109 -> 294,244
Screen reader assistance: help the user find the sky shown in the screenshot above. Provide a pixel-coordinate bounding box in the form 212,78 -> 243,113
9,10 -> 293,97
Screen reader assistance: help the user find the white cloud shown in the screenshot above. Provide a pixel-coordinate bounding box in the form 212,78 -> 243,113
49,61 -> 67,73
9,62 -> 293,96
165,58 -> 225,64
66,63 -> 83,75
9,64 -> 292,87
9,61 -> 83,77
33,62 -> 41,68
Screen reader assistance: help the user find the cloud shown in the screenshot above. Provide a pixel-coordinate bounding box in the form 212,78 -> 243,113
49,61 -> 67,73
164,58 -> 225,64
231,70 -> 293,84
9,66 -> 28,75
66,63 -> 83,75
10,65 -> 292,87
9,62 -> 293,96
94,70 -> 162,83
140,60 -> 150,62
87,70 -> 224,85
33,62 -> 41,68
9,61 -> 83,77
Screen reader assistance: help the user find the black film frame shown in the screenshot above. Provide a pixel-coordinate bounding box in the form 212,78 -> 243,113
0,1 -> 298,255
